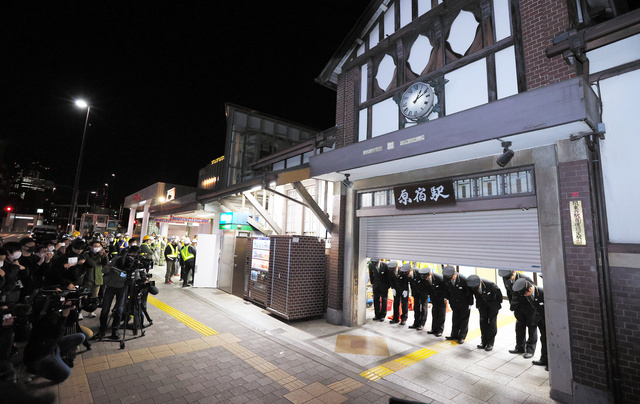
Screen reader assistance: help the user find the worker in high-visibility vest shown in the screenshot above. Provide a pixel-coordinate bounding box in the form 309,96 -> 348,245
164,236 -> 179,284
179,237 -> 196,287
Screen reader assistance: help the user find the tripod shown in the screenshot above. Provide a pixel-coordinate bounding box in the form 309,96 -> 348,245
117,270 -> 147,349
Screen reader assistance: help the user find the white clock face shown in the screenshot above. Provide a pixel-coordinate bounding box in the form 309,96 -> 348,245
400,82 -> 435,120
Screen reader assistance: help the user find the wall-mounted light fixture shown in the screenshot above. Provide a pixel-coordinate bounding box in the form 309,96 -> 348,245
496,140 -> 514,167
342,173 -> 353,188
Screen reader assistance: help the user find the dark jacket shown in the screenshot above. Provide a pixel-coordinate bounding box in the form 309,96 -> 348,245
445,273 -> 474,306
368,261 -> 390,293
424,273 -> 449,300
520,286 -> 545,325
502,272 -> 533,311
472,279 -> 503,312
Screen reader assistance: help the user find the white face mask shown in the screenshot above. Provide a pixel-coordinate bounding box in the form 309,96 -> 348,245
48,246 -> 55,252
10,251 -> 22,260
92,247 -> 101,253
131,243 -> 137,247
0,260 -> 3,267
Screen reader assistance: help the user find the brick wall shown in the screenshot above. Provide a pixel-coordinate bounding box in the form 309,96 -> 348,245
335,67 -> 358,148
327,191 -> 346,312
267,235 -> 326,320
520,0 -> 575,89
610,265 -> 640,402
558,159 -> 608,392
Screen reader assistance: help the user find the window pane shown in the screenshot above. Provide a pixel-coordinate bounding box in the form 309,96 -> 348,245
374,190 -> 387,206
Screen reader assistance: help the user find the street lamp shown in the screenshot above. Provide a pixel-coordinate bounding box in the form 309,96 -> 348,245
68,99 -> 91,233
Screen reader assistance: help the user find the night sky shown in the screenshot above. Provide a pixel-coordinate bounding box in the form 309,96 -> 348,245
1,1 -> 370,204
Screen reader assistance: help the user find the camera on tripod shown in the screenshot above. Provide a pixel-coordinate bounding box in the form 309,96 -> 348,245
33,288 -> 97,314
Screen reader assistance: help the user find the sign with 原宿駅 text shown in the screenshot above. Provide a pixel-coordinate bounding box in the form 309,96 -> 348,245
393,180 -> 456,210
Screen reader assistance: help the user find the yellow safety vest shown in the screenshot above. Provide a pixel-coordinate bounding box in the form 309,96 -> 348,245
180,245 -> 194,261
167,244 -> 178,258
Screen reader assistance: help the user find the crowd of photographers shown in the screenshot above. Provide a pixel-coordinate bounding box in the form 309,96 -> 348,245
0,231 -> 159,397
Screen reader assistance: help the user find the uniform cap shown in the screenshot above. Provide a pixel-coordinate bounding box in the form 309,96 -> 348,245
417,267 -> 430,275
387,261 -> 398,269
513,278 -> 530,293
498,270 -> 513,277
467,275 -> 482,288
400,263 -> 411,273
442,266 -> 456,278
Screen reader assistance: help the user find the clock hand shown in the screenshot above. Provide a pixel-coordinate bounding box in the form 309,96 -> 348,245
413,91 -> 423,104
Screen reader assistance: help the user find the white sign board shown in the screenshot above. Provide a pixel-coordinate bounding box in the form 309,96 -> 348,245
192,233 -> 219,288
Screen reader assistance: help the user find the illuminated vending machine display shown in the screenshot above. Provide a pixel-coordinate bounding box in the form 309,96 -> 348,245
251,237 -> 270,271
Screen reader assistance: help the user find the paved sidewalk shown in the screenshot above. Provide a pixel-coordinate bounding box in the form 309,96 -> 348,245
23,266 -> 556,404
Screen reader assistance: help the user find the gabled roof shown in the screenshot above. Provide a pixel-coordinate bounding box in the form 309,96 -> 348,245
315,0 -> 384,90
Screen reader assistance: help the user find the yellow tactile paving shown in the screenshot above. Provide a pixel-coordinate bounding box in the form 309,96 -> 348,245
360,314 -> 517,381
147,295 -> 218,336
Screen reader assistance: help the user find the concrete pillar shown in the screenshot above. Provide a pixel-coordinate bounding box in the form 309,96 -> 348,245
159,222 -> 169,237
127,208 -> 136,236
140,204 -> 150,240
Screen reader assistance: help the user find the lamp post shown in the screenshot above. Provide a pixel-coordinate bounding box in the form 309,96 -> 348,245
68,99 -> 91,233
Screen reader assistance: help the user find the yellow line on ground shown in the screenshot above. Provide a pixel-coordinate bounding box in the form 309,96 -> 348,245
360,314 -> 518,381
147,295 -> 218,336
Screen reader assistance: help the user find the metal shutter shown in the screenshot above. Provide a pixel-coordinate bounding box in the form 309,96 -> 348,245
363,209 -> 541,271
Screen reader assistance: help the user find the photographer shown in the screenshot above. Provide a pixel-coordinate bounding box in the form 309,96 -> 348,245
94,246 -> 141,340
1,243 -> 24,305
82,240 -> 109,318
22,297 -> 85,384
45,240 -> 88,289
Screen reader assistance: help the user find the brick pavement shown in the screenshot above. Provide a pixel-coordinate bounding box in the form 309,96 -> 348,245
24,282 -> 431,404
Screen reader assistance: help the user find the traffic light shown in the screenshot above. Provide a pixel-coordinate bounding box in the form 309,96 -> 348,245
4,205 -> 12,213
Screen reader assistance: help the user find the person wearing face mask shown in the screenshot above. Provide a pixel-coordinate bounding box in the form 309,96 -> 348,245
1,243 -> 24,305
18,237 -> 51,300
467,275 -> 503,351
46,240 -> 88,288
81,240 -> 109,317
94,246 -> 141,340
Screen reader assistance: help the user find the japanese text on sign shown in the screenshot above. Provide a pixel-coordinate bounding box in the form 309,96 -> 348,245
394,180 -> 455,209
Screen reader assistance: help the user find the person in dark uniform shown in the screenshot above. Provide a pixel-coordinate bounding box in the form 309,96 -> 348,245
423,269 -> 448,337
368,259 -> 391,322
499,270 -> 536,358
391,263 -> 411,325
513,278 -> 548,369
467,275 -> 503,351
409,267 -> 429,330
442,266 -> 474,344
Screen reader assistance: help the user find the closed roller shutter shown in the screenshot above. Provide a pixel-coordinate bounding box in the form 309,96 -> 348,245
363,209 -> 541,271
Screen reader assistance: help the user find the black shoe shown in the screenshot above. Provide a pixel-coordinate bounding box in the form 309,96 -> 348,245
373,317 -> 380,321
434,333 -> 442,337
426,330 -> 435,334
182,283 -> 191,288
91,331 -> 105,341
109,331 -> 120,340
523,352 -> 534,359
445,336 -> 456,340
532,360 -> 548,366
390,320 -> 399,324
485,345 -> 493,351
400,321 -> 406,326
416,326 -> 423,331
457,339 -> 465,344
378,318 -> 385,322
477,344 -> 485,349
509,349 -> 525,354
408,325 -> 418,329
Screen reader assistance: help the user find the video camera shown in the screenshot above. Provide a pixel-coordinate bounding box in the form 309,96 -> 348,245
31,288 -> 98,315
